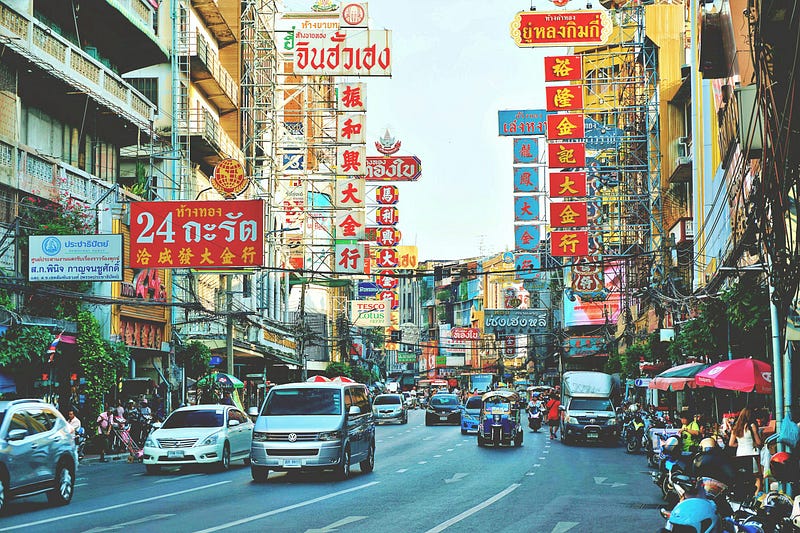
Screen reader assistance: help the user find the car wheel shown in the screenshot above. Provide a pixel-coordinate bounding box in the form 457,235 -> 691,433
461,428 -> 467,435
0,471 -> 7,515
425,415 -> 432,426
145,464 -> 160,475
515,432 -> 523,447
335,447 -> 351,481
46,460 -> 74,506
251,465 -> 269,482
477,434 -> 485,447
219,442 -> 231,471
359,441 -> 375,474
243,457 -> 251,466
402,414 -> 408,424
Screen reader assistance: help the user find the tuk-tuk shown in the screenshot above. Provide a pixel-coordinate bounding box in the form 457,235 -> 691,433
477,390 -> 523,447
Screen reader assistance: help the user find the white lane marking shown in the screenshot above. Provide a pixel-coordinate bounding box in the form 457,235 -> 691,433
446,448 -> 454,452
533,464 -> 541,467
377,440 -> 384,443
82,513 -> 175,532
444,473 -> 468,484
434,454 -> 442,458
551,522 -> 580,533
456,443 -> 463,447
154,473 -> 205,484
193,482 -> 379,533
543,450 -> 550,454
423,436 -> 434,441
75,483 -> 88,487
132,473 -> 145,477
418,461 -> 428,464
539,457 -> 546,460
526,472 -> 535,476
303,515 -> 366,533
425,484 -> 520,533
396,468 -> 408,473
0,481 -> 231,531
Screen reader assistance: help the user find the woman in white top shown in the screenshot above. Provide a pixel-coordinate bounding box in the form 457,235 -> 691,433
728,407 -> 763,496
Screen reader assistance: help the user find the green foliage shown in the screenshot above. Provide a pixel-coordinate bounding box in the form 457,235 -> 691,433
667,301 -> 726,363
722,280 -> 768,332
176,341 -> 212,380
0,325 -> 51,386
325,361 -> 351,378
76,311 -> 128,422
350,365 -> 376,384
606,337 -> 649,380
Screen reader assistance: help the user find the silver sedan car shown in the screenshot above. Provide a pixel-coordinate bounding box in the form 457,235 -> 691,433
372,394 -> 408,424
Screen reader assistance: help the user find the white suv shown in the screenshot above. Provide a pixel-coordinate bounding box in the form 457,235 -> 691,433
0,399 -> 78,513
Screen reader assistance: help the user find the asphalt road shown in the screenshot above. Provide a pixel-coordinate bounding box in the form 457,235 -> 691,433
0,410 -> 666,533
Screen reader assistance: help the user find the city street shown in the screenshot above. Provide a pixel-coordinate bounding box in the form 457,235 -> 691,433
0,410 -> 665,533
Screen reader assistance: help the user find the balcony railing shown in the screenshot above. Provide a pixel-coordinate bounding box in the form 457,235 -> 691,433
0,3 -> 154,131
186,108 -> 244,164
190,0 -> 236,47
187,32 -> 238,112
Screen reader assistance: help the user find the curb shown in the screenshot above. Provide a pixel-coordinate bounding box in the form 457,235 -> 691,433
80,453 -> 131,465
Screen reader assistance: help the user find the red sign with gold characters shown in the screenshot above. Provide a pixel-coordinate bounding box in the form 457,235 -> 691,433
545,85 -> 583,112
510,11 -> 613,48
548,142 -> 586,168
549,201 -> 588,228
544,55 -> 583,82
375,247 -> 398,268
129,200 -> 265,269
549,171 -> 587,198
550,230 -> 589,257
376,270 -> 398,290
546,113 -> 585,140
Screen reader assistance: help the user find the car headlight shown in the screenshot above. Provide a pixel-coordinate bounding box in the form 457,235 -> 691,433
145,436 -> 159,448
199,433 -> 219,446
567,416 -> 578,424
607,418 -> 617,426
317,430 -> 343,441
252,431 -> 268,442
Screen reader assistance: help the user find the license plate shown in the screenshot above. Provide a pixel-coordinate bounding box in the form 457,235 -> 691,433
440,416 -> 448,421
587,432 -> 599,440
283,459 -> 301,467
167,450 -> 184,458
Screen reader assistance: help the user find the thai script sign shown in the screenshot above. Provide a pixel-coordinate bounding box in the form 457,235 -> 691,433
365,156 -> 421,181
350,299 -> 390,327
498,109 -> 547,136
129,201 -> 264,269
451,327 -> 480,341
483,309 -> 549,335
396,245 -> 419,269
294,30 -> 392,76
29,234 -> 123,282
510,10 -> 613,48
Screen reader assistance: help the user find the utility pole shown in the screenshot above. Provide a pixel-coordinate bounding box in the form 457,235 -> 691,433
225,274 -> 234,376
296,281 -> 307,381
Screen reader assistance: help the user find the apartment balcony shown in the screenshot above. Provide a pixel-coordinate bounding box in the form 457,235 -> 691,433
191,0 -> 236,47
188,32 -> 238,114
186,108 -> 244,171
668,136 -> 692,184
0,3 -> 154,132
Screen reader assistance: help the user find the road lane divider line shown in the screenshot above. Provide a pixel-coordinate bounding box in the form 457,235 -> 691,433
193,481 -> 380,532
0,480 -> 232,531
425,483 -> 520,533
396,468 -> 408,473
154,473 -> 205,484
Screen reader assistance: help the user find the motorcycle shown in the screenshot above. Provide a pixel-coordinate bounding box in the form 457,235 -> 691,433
625,413 -> 647,453
74,426 -> 86,461
528,408 -> 542,432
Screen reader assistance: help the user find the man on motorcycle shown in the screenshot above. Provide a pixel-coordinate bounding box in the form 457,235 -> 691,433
527,393 -> 543,432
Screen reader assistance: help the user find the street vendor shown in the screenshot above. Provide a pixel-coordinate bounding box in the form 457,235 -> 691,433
679,410 -> 702,453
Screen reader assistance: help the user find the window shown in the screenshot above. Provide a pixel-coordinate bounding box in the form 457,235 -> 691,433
8,412 -> 28,434
263,388 -> 342,416
162,409 -> 224,428
127,78 -> 159,111
26,408 -> 52,434
349,387 -> 370,413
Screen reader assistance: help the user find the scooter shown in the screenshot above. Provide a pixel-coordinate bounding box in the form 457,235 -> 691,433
528,409 -> 542,432
626,413 -> 647,453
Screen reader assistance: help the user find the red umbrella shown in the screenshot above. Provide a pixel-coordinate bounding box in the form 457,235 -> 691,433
694,358 -> 772,394
331,376 -> 356,383
306,375 -> 331,383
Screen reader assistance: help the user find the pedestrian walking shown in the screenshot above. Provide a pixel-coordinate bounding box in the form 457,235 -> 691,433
96,405 -> 114,462
729,407 -> 763,497
545,393 -> 561,440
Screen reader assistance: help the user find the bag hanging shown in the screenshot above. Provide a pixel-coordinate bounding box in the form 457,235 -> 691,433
777,415 -> 799,449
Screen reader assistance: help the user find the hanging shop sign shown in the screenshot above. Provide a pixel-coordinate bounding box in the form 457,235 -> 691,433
119,318 -> 166,351
340,3 -> 368,28
549,171 -> 587,198
510,10 -> 613,48
514,225 -> 541,251
451,327 -> 480,341
546,113 -> 585,140
544,55 -> 583,82
376,270 -> 398,290
513,138 -> 540,164
566,336 -> 605,357
375,247 -> 398,268
336,243 -> 368,274
483,309 -> 549,335
550,230 -> 589,257
211,159 -> 249,199
334,178 -> 365,208
129,201 -> 264,269
549,201 -> 588,228
376,206 -> 399,226
396,246 -> 418,269
294,29 -> 392,76
337,145 -> 367,176
545,85 -> 584,112
515,253 -> 542,281
357,281 -> 380,299
514,167 -> 540,193
335,210 -> 366,240
514,196 -> 540,222
497,109 -> 547,136
378,289 -> 399,310
337,82 -> 366,111
365,156 -> 421,181
547,142 -> 586,168
376,227 -> 401,247
350,299 -> 390,327
376,185 -> 399,204
336,113 -> 366,144
29,234 -> 122,282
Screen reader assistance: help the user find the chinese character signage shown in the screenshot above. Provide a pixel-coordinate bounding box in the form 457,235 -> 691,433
335,243 -> 366,273
547,142 -> 586,168
514,167 -> 540,193
366,156 -> 421,181
376,206 -> 399,226
376,227 -> 401,247
336,210 -> 365,239
544,55 -> 583,82
30,235 -> 123,282
549,171 -> 587,198
375,270 -> 398,289
336,113 -> 366,144
545,85 -> 583,111
513,138 -> 539,164
378,289 -> 399,310
498,109 -> 547,136
515,253 -> 542,281
566,336 -> 605,357
375,247 -> 398,268
510,11 -> 613,48
546,113 -> 585,140
334,178 -> 365,208
483,309 -> 548,335
376,185 -> 399,204
337,82 -> 366,111
550,230 -> 589,257
515,225 -> 541,251
294,30 -> 392,76
129,201 -> 264,269
549,201 -> 588,228
338,145 -> 366,175
514,196 -> 540,221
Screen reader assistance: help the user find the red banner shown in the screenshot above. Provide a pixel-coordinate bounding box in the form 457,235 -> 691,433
544,55 -> 583,82
511,11 -> 613,48
549,171 -> 587,198
546,85 -> 583,112
546,113 -> 585,140
129,200 -> 265,269
366,156 -> 421,181
549,201 -> 588,228
548,142 -> 586,168
550,230 -> 589,257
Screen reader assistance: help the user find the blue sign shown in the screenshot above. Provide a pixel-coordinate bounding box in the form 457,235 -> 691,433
566,336 -> 605,357
514,196 -> 539,221
513,138 -> 539,164
514,225 -> 541,251
515,253 -> 541,280
498,109 -> 547,136
357,281 -> 380,299
514,167 -> 540,193
209,356 -> 223,367
584,117 -> 624,150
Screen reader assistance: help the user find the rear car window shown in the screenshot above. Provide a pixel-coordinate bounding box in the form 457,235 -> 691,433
374,395 -> 402,405
263,388 -> 342,416
465,397 -> 482,410
430,395 -> 459,407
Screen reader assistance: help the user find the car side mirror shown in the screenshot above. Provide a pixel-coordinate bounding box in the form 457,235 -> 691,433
559,405 -> 565,411
247,407 -> 259,418
152,422 -> 162,429
228,419 -> 240,427
7,428 -> 27,441
348,405 -> 362,416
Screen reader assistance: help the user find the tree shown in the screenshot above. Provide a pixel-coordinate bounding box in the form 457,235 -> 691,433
76,311 -> 129,421
176,341 -> 212,381
325,361 -> 351,378
0,324 -> 51,395
351,365 -> 376,384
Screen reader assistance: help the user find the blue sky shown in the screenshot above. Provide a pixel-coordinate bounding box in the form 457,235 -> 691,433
283,1 -> 564,261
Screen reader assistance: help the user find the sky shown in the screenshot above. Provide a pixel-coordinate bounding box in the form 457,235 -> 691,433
283,0 -> 565,262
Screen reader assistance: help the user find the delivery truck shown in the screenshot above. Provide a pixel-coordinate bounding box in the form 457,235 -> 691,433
560,371 -> 620,445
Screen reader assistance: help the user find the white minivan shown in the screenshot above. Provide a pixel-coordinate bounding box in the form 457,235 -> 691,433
249,382 -> 375,481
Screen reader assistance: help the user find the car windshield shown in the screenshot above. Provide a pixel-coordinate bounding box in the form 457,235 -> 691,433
465,397 -> 482,410
374,395 -> 402,406
430,395 -> 459,407
262,388 -> 342,416
569,398 -> 613,411
162,409 -> 224,429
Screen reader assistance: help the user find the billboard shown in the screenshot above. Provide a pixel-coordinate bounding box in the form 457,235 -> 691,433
29,234 -> 123,282
294,29 -> 392,76
563,262 -> 623,326
365,156 -> 421,181
350,300 -> 390,327
510,10 -> 613,48
483,309 -> 548,335
129,200 -> 264,269
566,336 -> 606,357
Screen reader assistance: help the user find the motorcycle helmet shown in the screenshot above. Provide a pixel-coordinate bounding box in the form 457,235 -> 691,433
668,497 -> 719,533
663,436 -> 681,457
628,404 -> 639,413
769,451 -> 799,483
699,437 -> 717,453
532,392 -> 540,398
